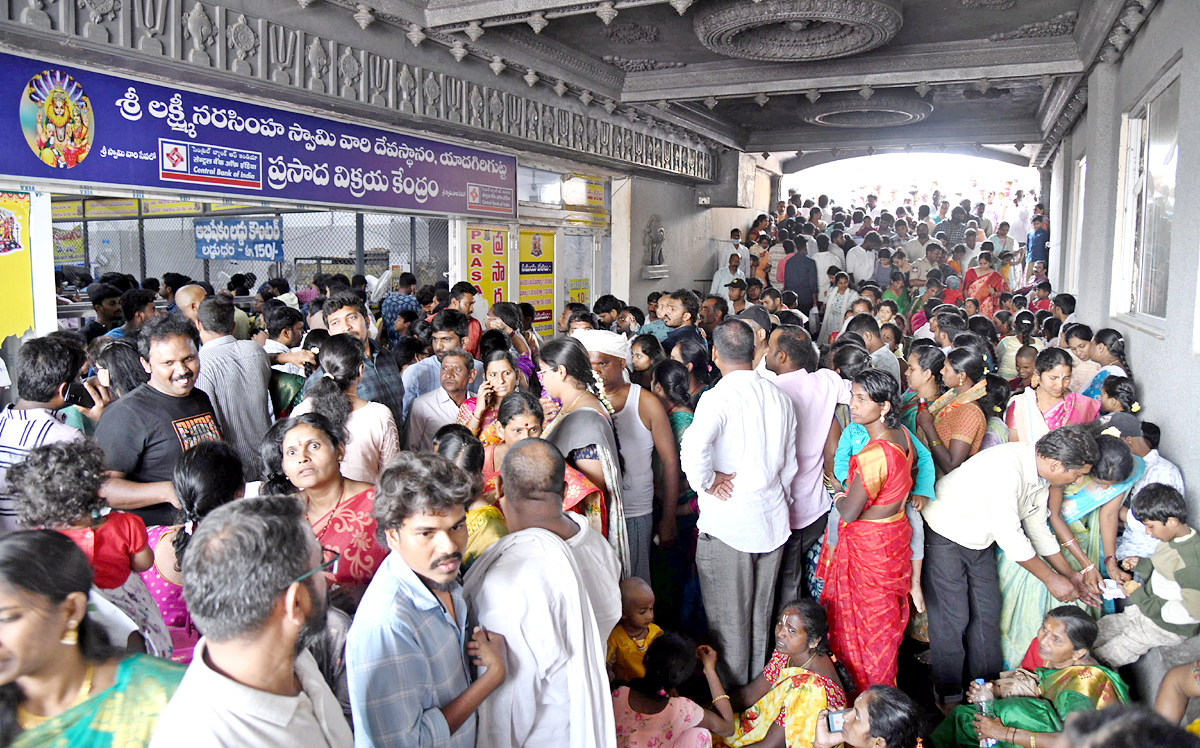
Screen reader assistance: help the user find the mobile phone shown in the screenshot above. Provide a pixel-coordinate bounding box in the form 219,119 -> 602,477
64,382 -> 94,409
826,709 -> 850,733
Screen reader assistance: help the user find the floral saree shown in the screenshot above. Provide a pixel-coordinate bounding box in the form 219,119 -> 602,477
963,268 -> 1007,318
311,488 -> 388,588
718,652 -> 847,748
932,664 -> 1128,747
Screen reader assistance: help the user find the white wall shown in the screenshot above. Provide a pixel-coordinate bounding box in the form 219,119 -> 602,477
1060,0 -> 1200,495
626,173 -> 773,309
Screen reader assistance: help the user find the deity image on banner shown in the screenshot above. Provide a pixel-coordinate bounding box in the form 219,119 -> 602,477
0,207 -> 24,255
20,70 -> 94,169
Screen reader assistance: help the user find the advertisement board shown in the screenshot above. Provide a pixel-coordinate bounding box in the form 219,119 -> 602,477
518,229 -> 555,336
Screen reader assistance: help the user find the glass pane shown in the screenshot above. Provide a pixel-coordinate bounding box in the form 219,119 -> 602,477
517,166 -> 562,205
1137,77 -> 1179,318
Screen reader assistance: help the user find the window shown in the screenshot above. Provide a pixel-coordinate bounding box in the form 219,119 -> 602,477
517,167 -> 561,206
1119,69 -> 1179,320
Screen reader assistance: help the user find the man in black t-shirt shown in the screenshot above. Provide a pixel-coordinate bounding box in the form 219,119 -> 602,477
95,314 -> 222,526
82,282 -> 122,343
659,288 -> 707,357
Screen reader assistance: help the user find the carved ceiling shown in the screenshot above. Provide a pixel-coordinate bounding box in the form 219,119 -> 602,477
0,0 -> 1158,173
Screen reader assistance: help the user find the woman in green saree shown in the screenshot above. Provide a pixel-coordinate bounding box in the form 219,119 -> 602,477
997,435 -> 1141,667
0,530 -> 183,748
933,606 -> 1128,748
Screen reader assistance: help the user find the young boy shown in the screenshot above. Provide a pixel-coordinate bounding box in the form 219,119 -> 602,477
607,577 -> 662,684
1029,281 -> 1053,313
1094,484 -> 1200,666
1009,345 -> 1038,394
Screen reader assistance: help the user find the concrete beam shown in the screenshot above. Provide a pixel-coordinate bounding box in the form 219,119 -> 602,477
621,39 -> 1086,103
778,145 -> 1032,173
747,120 -> 1043,153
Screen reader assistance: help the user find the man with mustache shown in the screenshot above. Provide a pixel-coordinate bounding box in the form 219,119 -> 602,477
347,452 -> 508,748
94,314 -> 221,527
151,495 -> 352,747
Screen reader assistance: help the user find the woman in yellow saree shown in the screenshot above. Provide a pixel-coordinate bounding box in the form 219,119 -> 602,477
719,600 -> 847,748
933,607 -> 1128,748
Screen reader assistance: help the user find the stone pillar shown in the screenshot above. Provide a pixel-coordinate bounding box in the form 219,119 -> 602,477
1038,167 -> 1053,217
1078,62 -> 1120,320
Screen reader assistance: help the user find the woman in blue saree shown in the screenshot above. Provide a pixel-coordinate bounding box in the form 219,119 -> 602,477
998,434 -> 1143,667
0,530 -> 183,748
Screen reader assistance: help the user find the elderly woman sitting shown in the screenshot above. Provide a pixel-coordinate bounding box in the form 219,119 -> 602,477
933,606 -> 1129,748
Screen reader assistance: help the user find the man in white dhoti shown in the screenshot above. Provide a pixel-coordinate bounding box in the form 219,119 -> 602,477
463,438 -> 617,748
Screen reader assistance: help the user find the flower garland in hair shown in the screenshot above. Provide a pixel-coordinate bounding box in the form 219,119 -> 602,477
1131,401 -> 1141,413
593,374 -> 616,415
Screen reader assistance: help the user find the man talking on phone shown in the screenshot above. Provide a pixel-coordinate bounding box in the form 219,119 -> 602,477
0,336 -> 102,531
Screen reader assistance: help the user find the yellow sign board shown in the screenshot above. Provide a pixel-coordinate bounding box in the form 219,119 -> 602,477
0,192 -> 35,341
466,225 -> 509,305
518,229 -> 555,336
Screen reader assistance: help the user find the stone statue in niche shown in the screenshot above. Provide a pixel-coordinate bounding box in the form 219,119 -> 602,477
642,215 -> 669,280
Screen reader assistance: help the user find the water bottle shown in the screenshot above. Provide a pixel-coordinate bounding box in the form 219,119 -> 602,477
975,678 -> 997,748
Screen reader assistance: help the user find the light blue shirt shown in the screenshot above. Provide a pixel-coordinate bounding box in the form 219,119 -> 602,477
638,319 -> 670,343
347,553 -> 474,748
833,423 -> 936,500
400,355 -> 481,421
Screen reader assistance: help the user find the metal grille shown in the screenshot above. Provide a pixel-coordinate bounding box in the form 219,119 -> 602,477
69,207 -> 449,291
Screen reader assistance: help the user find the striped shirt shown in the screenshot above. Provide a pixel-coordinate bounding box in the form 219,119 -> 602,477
347,552 -> 474,748
197,335 -> 272,479
0,406 -> 83,530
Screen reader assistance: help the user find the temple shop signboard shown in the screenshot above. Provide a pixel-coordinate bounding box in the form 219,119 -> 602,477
2,52 -> 516,219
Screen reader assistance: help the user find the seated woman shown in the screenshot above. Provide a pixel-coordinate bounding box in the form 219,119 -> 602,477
483,391 -> 604,533
292,333 -> 400,484
457,348 -> 524,444
613,634 -> 734,748
813,685 -> 921,748
721,599 -> 847,748
933,607 -> 1129,748
261,413 -> 387,611
431,423 -> 505,571
0,530 -> 184,747
1006,348 -> 1101,444
138,441 -> 244,664
997,435 -> 1139,667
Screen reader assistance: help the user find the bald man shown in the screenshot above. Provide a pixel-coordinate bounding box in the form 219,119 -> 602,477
174,284 -> 207,324
464,438 -> 618,748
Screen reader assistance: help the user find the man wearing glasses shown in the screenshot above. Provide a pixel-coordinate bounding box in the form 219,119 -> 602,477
151,495 -> 352,747
347,452 -> 509,748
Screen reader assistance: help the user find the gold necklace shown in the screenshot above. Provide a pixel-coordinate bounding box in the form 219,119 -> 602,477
558,390 -> 587,417
18,664 -> 94,730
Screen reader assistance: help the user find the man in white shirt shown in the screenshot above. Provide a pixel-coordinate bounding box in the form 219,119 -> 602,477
680,319 -> 798,687
151,496 -> 352,748
845,232 -> 879,286
921,427 -> 1098,708
406,349 -> 475,452
464,439 -> 617,748
262,306 -> 309,376
710,251 -> 746,302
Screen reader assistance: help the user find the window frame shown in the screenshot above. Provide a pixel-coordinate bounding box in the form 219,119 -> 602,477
1111,60 -> 1180,332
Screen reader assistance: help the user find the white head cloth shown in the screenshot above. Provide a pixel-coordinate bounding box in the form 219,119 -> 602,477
571,328 -> 631,365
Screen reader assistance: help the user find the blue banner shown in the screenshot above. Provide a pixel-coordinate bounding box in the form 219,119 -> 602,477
194,217 -> 283,262
3,52 -> 516,218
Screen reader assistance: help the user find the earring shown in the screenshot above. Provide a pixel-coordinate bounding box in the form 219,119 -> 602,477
60,621 -> 78,646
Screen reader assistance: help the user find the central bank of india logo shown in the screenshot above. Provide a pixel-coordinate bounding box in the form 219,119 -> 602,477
21,70 -> 95,169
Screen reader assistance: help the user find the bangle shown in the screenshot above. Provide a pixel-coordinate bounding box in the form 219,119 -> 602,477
1030,732 -> 1037,748
1105,555 -> 1118,566
1080,564 -> 1096,574
1061,537 -> 1078,549
930,439 -> 943,448
712,694 -> 729,705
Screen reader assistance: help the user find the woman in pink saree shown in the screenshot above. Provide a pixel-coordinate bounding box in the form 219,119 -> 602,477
962,251 -> 1008,319
1005,347 -> 1101,444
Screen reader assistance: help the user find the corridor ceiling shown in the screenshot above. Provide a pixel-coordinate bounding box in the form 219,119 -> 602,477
330,0 -> 1155,169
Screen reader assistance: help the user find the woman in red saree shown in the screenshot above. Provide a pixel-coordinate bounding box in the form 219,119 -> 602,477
962,251 -> 1008,319
818,370 -> 914,694
264,413 -> 388,612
